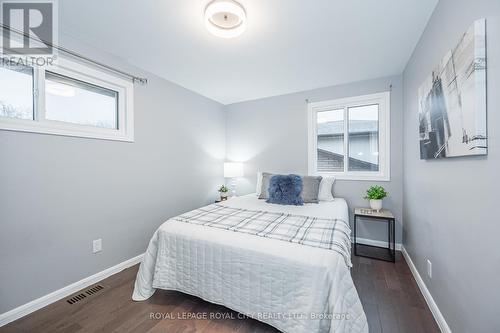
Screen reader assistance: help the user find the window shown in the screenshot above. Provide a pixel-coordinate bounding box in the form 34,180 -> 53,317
45,72 -> 118,129
308,92 -> 390,181
0,58 -> 134,141
0,64 -> 34,120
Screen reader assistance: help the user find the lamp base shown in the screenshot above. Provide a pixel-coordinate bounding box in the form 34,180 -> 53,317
230,178 -> 237,197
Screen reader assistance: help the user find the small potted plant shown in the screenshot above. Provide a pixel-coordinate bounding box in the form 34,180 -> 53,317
364,185 -> 388,212
218,185 -> 229,201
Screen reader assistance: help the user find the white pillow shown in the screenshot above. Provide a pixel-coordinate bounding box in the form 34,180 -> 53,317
318,177 -> 335,201
256,171 -> 263,196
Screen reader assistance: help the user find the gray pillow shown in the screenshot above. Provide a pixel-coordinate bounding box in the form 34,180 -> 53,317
300,176 -> 323,203
258,172 -> 274,199
259,173 -> 322,203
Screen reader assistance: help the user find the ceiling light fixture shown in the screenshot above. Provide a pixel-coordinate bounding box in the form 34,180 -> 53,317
204,0 -> 246,39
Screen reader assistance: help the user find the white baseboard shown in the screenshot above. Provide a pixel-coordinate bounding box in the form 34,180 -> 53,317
353,236 -> 402,250
401,246 -> 451,333
0,253 -> 144,327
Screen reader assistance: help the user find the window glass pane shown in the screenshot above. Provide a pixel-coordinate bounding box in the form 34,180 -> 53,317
0,64 -> 34,120
45,72 -> 118,129
317,108 -> 344,172
348,104 -> 379,171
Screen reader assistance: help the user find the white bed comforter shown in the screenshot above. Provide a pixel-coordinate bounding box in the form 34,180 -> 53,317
132,195 -> 368,333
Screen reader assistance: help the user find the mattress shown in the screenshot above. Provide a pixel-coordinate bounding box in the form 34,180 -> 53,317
132,194 -> 368,333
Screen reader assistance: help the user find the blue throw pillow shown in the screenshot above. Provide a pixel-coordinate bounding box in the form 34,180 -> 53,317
266,174 -> 304,206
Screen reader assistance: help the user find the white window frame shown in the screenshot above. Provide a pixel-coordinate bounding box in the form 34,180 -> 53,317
0,58 -> 134,142
307,91 -> 390,181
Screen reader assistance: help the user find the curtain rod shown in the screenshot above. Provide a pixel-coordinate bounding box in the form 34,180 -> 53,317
1,24 -> 148,85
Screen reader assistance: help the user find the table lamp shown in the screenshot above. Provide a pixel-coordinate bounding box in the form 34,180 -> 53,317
224,162 -> 244,197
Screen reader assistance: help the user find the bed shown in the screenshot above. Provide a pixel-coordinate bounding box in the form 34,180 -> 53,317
132,194 -> 368,333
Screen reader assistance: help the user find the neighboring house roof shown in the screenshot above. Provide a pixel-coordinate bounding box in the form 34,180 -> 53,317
317,148 -> 378,172
317,120 -> 378,136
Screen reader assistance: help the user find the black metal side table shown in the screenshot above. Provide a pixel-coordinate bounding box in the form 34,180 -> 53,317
353,208 -> 395,262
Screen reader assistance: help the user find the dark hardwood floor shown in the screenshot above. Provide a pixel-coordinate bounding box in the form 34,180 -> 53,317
1,251 -> 439,333
351,252 -> 439,333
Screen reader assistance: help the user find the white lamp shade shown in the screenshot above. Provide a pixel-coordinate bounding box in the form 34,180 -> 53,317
224,162 -> 244,178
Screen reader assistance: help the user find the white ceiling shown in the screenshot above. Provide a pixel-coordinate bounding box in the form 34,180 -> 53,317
59,0 -> 438,105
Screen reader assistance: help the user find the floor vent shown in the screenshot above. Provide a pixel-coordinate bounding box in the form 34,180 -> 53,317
66,293 -> 87,304
85,284 -> 104,296
66,285 -> 104,304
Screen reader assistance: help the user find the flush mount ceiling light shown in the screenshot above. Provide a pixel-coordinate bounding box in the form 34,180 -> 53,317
204,0 -> 246,38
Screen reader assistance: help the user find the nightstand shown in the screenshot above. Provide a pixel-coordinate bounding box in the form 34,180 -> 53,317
353,208 -> 395,262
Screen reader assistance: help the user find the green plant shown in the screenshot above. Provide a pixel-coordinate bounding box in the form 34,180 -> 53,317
364,185 -> 388,200
218,185 -> 229,193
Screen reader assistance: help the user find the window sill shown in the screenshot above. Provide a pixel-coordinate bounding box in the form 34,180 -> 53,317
0,119 -> 134,142
311,172 -> 390,182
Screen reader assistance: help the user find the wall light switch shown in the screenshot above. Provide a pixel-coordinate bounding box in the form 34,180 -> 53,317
93,239 -> 102,253
427,259 -> 432,279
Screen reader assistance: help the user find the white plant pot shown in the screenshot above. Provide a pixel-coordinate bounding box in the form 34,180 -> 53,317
370,199 -> 383,212
220,192 -> 228,200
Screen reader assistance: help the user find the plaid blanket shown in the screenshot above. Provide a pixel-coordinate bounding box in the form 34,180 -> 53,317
172,204 -> 352,267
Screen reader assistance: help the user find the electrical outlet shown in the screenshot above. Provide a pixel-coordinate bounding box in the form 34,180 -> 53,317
93,239 -> 102,253
427,259 -> 432,279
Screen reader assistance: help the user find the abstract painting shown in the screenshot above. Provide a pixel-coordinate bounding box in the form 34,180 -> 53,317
418,19 -> 487,159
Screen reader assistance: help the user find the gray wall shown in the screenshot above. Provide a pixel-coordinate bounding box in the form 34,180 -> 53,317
225,75 -> 403,243
0,36 -> 225,313
402,0 -> 500,331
